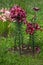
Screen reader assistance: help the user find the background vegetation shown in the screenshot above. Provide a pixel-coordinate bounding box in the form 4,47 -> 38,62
0,0 -> 43,65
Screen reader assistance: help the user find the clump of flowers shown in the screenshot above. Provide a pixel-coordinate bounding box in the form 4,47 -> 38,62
10,5 -> 26,23
0,8 -> 12,22
26,22 -> 41,35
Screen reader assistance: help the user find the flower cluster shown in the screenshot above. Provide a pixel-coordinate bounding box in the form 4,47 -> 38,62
26,22 -> 41,35
10,5 -> 26,23
0,8 -> 12,22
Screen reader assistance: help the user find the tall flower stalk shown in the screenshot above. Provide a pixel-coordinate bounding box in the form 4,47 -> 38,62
10,5 -> 26,54
0,8 -> 12,38
26,7 -> 42,55
32,7 -> 40,55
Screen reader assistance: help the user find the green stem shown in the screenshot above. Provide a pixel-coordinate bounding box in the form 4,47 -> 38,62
14,33 -> 17,49
14,22 -> 17,50
31,34 -> 34,55
18,23 -> 21,54
31,12 -> 37,55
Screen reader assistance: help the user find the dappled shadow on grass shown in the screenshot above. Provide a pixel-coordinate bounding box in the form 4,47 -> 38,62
0,48 -> 43,65
0,46 -> 43,65
0,37 -> 43,65
7,44 -> 41,57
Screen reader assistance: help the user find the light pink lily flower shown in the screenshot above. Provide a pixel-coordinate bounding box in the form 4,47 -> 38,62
0,14 -> 6,22
0,8 -> 6,13
0,8 -> 13,22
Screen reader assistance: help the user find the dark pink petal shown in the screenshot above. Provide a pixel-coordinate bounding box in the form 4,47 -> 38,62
33,7 -> 40,11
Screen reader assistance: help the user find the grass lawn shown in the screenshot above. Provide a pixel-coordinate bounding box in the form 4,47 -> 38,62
0,0 -> 43,65
0,37 -> 43,65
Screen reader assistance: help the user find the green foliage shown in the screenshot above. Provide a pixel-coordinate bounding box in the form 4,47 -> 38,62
0,0 -> 43,48
0,37 -> 43,65
0,0 -> 43,65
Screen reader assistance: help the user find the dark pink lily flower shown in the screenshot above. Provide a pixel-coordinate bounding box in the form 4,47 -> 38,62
26,22 -> 41,35
33,7 -> 40,11
10,5 -> 26,23
35,46 -> 40,54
